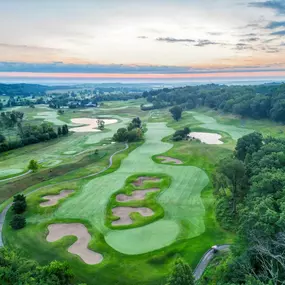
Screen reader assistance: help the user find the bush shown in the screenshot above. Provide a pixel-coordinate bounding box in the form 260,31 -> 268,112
10,215 -> 26,230
12,200 -> 27,214
13,194 -> 26,203
28,159 -> 39,171
173,135 -> 183,141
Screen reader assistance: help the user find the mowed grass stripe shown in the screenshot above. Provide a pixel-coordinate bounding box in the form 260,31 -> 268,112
54,123 -> 209,255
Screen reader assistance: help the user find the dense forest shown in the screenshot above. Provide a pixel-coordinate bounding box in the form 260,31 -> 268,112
199,132 -> 285,284
0,248 -> 85,285
142,83 -> 285,123
0,83 -> 50,97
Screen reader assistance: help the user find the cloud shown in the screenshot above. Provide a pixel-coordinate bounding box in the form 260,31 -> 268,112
271,30 -> 285,35
156,37 -> 195,43
266,21 -> 285,29
1,62 -> 285,74
249,1 -> 285,14
194,40 -> 218,47
235,43 -> 255,51
240,37 -> 260,42
207,32 -> 223,36
0,43 -> 61,52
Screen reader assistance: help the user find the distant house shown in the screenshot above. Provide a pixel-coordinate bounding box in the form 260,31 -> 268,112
85,102 -> 97,107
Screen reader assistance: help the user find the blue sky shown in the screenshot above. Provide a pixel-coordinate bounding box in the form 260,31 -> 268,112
1,0 -> 285,76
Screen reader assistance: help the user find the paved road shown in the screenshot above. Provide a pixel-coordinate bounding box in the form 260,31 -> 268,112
0,143 -> 129,247
194,244 -> 231,280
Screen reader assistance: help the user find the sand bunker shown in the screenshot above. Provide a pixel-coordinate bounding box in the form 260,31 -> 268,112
71,118 -> 118,132
116,188 -> 160,202
157,156 -> 183,165
132,177 -> 161,187
188,132 -> 223,145
40,190 -> 74,207
112,207 -> 154,226
46,223 -> 103,264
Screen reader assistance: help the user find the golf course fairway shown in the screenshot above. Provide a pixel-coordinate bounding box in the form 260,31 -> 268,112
53,122 -> 209,254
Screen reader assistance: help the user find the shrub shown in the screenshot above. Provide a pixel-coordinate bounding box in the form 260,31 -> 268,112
10,215 -> 26,230
13,194 -> 26,203
12,200 -> 27,214
28,159 -> 39,171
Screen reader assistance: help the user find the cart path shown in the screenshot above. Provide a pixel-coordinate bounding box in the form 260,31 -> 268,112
193,244 -> 230,280
0,143 -> 129,247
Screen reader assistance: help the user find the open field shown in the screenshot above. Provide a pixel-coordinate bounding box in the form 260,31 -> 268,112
4,101 -> 283,284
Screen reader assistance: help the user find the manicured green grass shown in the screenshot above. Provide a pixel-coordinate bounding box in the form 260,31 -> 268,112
106,173 -> 171,230
51,123 -> 208,255
193,108 -> 285,139
2,103 -> 240,285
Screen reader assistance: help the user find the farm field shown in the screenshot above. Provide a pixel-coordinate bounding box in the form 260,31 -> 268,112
2,101 -> 285,284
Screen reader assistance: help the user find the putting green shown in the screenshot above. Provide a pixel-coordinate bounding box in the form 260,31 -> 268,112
53,122 -> 209,255
33,111 -> 75,126
190,112 -> 253,140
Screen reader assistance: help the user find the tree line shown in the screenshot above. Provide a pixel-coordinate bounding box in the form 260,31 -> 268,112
142,83 -> 285,123
0,111 -> 69,153
0,248 -> 86,285
201,132 -> 285,284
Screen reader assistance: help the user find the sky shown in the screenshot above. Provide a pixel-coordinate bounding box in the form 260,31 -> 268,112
1,0 -> 285,81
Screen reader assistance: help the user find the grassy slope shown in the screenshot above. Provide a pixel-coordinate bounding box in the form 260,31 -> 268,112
4,103 -> 268,285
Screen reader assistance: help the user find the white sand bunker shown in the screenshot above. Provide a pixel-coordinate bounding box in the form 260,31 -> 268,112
188,132 -> 223,145
112,207 -> 154,226
40,190 -> 74,207
46,223 -> 103,265
132,177 -> 161,187
71,118 -> 118,132
116,188 -> 160,202
157,156 -> 183,165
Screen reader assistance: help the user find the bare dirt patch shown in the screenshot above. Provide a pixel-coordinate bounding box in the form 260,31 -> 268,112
112,207 -> 154,226
132,177 -> 161,187
71,118 -> 118,133
40,190 -> 74,207
46,223 -> 103,265
116,188 -> 160,202
157,156 -> 183,165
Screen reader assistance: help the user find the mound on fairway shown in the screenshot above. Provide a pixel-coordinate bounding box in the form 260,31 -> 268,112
46,223 -> 103,265
156,156 -> 183,164
71,118 -> 118,133
190,112 -> 252,140
34,111 -> 74,126
40,190 -> 74,207
0,168 -> 23,179
112,207 -> 154,226
132,177 -> 161,187
188,132 -> 223,145
54,123 -> 209,255
116,188 -> 160,202
63,151 -> 77,155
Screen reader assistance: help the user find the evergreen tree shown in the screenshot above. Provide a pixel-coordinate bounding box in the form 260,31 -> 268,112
12,200 -> 27,214
166,258 -> 195,285
57,126 -> 62,136
10,215 -> 26,230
